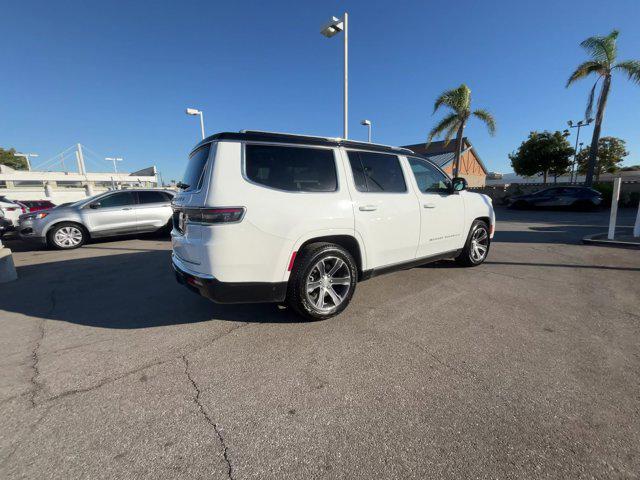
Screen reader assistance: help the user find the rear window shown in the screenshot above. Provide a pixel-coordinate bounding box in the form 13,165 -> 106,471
180,144 -> 211,192
245,144 -> 337,192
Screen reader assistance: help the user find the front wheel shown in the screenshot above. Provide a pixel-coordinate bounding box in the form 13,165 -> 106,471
47,222 -> 87,250
287,242 -> 357,321
456,220 -> 490,267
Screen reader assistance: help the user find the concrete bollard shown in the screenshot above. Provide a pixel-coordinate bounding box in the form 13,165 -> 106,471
0,243 -> 18,282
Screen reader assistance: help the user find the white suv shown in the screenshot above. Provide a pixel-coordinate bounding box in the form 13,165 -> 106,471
171,131 -> 495,320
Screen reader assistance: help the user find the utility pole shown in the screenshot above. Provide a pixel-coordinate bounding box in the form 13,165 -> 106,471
566,119 -> 593,184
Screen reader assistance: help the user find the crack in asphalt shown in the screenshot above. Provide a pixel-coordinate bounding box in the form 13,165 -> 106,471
181,355 -> 234,480
0,404 -> 53,469
28,291 -> 55,407
47,357 -> 171,402
40,322 -> 248,405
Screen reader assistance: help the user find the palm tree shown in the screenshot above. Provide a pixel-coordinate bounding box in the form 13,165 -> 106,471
428,84 -> 496,178
567,30 -> 640,186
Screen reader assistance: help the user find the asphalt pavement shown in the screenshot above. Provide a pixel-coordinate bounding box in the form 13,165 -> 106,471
1,207 -> 639,479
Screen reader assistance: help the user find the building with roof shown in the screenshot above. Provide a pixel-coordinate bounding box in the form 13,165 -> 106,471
403,138 -> 489,187
0,164 -> 159,203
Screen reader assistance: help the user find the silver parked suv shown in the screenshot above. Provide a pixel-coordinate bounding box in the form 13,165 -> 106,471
19,189 -> 175,249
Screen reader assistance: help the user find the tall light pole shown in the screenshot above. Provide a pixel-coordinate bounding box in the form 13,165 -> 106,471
566,118 -> 593,184
186,108 -> 205,140
14,153 -> 39,171
105,157 -> 123,174
321,13 -> 348,139
361,119 -> 371,142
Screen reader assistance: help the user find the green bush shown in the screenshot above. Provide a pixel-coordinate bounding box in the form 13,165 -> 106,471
593,183 -> 614,206
621,191 -> 640,208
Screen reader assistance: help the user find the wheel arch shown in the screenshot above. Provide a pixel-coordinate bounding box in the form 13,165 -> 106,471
45,220 -> 90,239
293,234 -> 365,280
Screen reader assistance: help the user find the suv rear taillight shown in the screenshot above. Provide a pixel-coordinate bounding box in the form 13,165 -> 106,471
183,207 -> 245,225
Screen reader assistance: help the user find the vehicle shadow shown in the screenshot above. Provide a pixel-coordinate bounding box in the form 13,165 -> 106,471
0,250 -> 300,328
1,232 -> 172,253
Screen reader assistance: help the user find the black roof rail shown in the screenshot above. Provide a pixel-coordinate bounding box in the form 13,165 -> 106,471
191,130 -> 415,155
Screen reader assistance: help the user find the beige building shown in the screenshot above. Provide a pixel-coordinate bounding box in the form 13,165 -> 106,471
403,138 -> 489,187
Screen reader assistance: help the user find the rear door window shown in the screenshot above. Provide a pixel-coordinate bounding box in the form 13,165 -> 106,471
99,192 -> 137,208
245,144 -> 337,192
137,191 -> 169,204
180,144 -> 211,192
347,151 -> 406,193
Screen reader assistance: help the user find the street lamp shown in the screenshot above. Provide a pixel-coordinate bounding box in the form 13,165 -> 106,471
566,118 -> 593,184
105,157 -> 123,174
360,119 -> 372,142
186,108 -> 205,140
14,153 -> 39,171
321,13 -> 348,139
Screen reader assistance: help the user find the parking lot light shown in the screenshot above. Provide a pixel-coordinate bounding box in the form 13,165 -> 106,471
186,108 -> 205,140
320,13 -> 348,139
14,152 -> 39,171
361,119 -> 372,142
105,157 -> 123,174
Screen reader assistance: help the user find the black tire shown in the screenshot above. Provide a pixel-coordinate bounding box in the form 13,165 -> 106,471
46,222 -> 87,250
287,242 -> 357,321
456,220 -> 490,267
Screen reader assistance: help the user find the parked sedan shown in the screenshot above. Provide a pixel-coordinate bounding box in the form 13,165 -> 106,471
507,186 -> 603,210
18,189 -> 175,249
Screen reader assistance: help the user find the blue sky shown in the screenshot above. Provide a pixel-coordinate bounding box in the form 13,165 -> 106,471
2,0 -> 639,181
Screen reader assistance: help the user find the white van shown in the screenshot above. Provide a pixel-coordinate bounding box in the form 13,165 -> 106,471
171,131 -> 495,320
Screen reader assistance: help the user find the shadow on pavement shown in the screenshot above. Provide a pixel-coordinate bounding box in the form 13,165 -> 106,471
494,225 -> 634,244
0,250 -> 300,328
485,260 -> 640,272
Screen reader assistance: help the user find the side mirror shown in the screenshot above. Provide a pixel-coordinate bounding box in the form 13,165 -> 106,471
452,177 -> 468,192
90,202 -> 101,209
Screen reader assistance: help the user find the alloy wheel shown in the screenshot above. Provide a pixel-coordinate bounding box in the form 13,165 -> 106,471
305,256 -> 352,312
470,226 -> 489,262
54,226 -> 83,248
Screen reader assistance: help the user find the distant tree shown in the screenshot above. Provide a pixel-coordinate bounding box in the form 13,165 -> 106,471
620,165 -> 640,172
428,84 -> 496,177
509,131 -> 574,184
576,136 -> 628,181
566,30 -> 640,186
0,147 -> 28,170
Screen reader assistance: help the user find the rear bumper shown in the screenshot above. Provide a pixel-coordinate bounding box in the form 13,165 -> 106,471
172,254 -> 287,304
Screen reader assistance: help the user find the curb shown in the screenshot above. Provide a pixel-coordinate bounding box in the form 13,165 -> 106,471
582,232 -> 640,249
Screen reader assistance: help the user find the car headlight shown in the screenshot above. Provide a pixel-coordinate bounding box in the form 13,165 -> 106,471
24,212 -> 49,221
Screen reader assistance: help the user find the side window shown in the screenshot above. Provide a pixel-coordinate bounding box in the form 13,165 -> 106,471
245,144 -> 337,192
347,151 -> 406,193
138,191 -> 168,204
408,158 -> 452,194
99,192 -> 136,208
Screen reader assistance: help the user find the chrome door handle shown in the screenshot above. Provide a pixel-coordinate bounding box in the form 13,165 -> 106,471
359,205 -> 378,212
121,207 -> 132,210
423,203 -> 436,209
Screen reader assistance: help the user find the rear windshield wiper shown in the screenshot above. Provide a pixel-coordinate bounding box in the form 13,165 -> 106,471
176,182 -> 190,190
